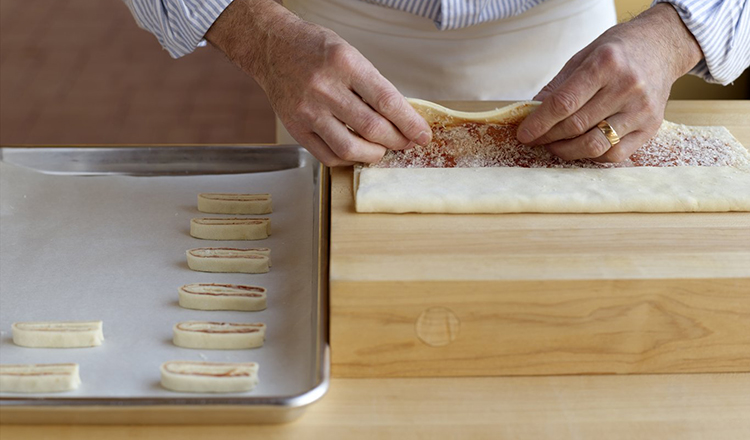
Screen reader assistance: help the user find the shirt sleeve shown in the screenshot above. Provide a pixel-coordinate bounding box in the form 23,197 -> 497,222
122,0 -> 234,58
652,0 -> 750,85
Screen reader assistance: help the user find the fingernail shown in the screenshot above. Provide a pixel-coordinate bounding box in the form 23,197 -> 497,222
416,130 -> 431,147
405,141 -> 417,149
517,128 -> 534,143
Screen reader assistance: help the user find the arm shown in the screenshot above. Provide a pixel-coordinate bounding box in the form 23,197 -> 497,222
653,0 -> 750,85
122,0 -> 431,166
516,3 -> 713,163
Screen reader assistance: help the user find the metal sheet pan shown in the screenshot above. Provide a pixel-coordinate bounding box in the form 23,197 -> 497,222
0,146 -> 329,424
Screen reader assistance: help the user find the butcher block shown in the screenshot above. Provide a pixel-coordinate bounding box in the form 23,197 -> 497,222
329,100 -> 750,378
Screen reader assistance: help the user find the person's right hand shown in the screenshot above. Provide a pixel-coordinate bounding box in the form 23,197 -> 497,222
207,0 -> 432,166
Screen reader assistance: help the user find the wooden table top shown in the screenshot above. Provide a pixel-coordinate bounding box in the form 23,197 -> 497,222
4,374 -> 750,439
4,100 -> 750,439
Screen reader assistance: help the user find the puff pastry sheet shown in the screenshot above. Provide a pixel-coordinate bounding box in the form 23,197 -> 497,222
354,99 -> 750,214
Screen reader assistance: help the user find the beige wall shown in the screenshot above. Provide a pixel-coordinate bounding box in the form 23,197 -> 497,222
613,0 -> 749,99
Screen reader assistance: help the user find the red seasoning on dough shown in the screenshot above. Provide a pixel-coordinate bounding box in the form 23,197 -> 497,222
372,121 -> 749,169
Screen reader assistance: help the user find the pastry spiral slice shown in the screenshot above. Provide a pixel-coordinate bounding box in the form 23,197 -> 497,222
0,363 -> 81,393
190,217 -> 271,240
173,321 -> 266,349
179,283 -> 267,311
186,247 -> 270,273
160,360 -> 259,393
12,321 -> 104,348
198,193 -> 272,215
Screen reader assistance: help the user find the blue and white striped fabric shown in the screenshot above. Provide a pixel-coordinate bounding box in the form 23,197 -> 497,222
361,0 -> 549,30
122,0 -> 233,58
122,0 -> 750,84
652,0 -> 750,85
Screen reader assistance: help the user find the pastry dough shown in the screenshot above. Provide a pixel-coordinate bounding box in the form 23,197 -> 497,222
190,217 -> 271,240
12,321 -> 104,348
173,321 -> 266,349
160,361 -> 259,393
179,283 -> 267,311
0,363 -> 81,393
198,193 -> 272,215
354,99 -> 750,213
186,248 -> 270,273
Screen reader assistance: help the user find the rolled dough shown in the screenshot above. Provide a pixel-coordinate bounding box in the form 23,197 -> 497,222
0,363 -> 81,393
190,217 -> 271,240
198,193 -> 272,215
186,247 -> 270,273
354,99 -> 750,213
160,361 -> 259,393
179,283 -> 267,311
12,321 -> 104,348
173,321 -> 266,350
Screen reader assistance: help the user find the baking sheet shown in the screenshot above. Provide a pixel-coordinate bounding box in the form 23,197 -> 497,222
0,148 -> 327,405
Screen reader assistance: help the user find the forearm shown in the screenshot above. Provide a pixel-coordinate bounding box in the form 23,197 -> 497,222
630,3 -> 703,82
653,0 -> 750,84
205,0 -> 296,87
204,0 -> 431,166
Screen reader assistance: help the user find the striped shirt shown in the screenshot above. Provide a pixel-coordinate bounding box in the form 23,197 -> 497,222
652,0 -> 750,84
122,0 -> 750,84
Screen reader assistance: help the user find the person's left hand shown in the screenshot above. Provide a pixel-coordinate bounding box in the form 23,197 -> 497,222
516,3 -> 703,163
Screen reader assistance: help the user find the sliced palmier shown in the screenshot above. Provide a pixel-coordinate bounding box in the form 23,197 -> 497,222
173,321 -> 266,350
179,283 -> 267,311
12,321 -> 104,348
186,247 -> 270,273
0,363 -> 81,393
197,193 -> 272,215
190,217 -> 271,240
160,360 -> 259,393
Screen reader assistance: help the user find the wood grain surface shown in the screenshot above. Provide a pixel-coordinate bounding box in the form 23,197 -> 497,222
4,374 -> 750,438
330,100 -> 750,377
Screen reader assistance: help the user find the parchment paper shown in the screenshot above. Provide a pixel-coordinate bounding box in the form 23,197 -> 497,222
0,161 -> 317,398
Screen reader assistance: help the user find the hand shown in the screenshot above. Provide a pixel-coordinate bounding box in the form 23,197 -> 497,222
207,0 -> 431,166
516,4 -> 703,163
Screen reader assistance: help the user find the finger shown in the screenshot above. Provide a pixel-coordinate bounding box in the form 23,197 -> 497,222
298,131 -> 355,167
534,49 -> 592,101
314,115 -> 387,164
545,114 -> 633,162
526,88 -> 634,147
517,67 -> 603,144
593,130 -> 651,164
350,69 -> 432,147
533,32 -> 608,102
329,93 -> 415,151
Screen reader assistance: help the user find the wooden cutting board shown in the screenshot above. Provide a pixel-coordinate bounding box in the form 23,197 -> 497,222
329,100 -> 750,378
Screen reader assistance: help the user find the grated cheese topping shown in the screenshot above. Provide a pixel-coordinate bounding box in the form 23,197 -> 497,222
371,121 -> 750,169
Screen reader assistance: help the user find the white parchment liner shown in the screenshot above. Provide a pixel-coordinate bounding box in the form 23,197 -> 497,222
0,161 -> 317,398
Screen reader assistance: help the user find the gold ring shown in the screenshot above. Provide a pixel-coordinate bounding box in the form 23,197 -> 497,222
597,120 -> 620,147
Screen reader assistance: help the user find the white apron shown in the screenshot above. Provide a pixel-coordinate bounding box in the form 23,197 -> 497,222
277,0 -> 616,143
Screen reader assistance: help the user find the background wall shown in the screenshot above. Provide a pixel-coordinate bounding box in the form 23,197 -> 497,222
0,0 -> 275,145
0,0 -> 747,145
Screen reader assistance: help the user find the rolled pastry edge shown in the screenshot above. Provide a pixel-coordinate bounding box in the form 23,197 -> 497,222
197,193 -> 272,215
173,322 -> 266,350
0,363 -> 81,393
190,218 -> 271,240
186,250 -> 270,274
178,283 -> 267,311
12,321 -> 104,348
160,361 -> 259,393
